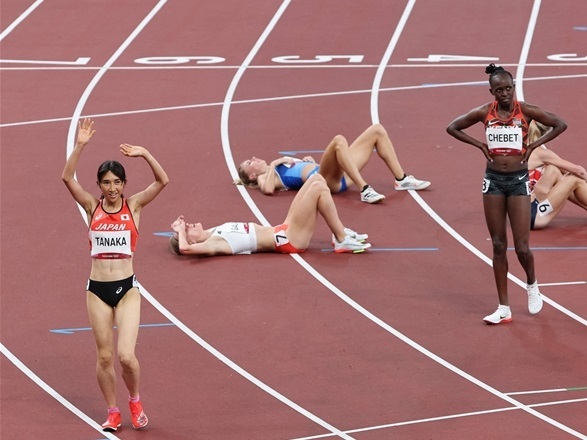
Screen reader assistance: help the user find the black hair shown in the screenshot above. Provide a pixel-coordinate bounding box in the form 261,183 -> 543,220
97,160 -> 127,183
485,63 -> 513,83
96,161 -> 127,200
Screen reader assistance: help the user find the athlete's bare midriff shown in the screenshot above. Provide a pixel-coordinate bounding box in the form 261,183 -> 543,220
90,257 -> 134,281
486,155 -> 527,173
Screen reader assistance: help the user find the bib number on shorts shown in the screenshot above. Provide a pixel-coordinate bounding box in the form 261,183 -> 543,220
482,178 -> 490,194
538,199 -> 554,216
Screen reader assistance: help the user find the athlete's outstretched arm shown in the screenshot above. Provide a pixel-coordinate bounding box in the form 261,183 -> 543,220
61,118 -> 98,216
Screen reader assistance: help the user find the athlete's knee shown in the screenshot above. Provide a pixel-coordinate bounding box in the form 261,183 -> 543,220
118,350 -> 137,370
307,174 -> 330,196
307,173 -> 327,189
490,237 -> 508,255
369,123 -> 387,137
514,243 -> 532,260
97,349 -> 115,369
328,135 -> 348,152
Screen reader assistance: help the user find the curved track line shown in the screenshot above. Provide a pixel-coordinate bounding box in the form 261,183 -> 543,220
369,0 -> 416,124
0,344 -> 120,440
219,1 -> 354,438
410,192 -> 587,327
65,0 -> 168,220
56,2 -> 353,439
1,1 -> 167,436
514,0 -> 542,102
370,0 -> 586,437
219,0 -> 585,438
137,283 -> 353,440
285,231 -> 587,439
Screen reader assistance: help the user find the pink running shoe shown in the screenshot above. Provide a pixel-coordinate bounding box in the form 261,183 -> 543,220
129,399 -> 149,429
101,411 -> 121,432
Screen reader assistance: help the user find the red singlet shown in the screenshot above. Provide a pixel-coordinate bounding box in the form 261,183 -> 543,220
484,100 -> 529,156
89,199 -> 138,259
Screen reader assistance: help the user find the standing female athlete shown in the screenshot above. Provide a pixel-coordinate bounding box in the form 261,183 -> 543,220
62,118 -> 169,430
446,64 -> 567,324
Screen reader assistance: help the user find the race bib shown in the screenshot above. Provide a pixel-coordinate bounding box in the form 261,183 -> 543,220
486,126 -> 523,152
537,199 -> 554,216
482,178 -> 490,194
90,230 -> 132,258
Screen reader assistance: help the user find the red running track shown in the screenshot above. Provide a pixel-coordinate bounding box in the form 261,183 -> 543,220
1,1 -> 586,439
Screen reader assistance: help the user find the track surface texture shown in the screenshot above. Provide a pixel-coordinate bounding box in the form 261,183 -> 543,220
1,1 -> 586,439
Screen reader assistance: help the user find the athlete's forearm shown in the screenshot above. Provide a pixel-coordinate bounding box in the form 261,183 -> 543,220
142,150 -> 170,186
61,144 -> 85,182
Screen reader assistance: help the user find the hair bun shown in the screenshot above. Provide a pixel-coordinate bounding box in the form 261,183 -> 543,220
485,63 -> 505,75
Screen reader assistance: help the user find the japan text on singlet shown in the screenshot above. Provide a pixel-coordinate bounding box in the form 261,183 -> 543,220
484,100 -> 529,156
89,199 -> 138,259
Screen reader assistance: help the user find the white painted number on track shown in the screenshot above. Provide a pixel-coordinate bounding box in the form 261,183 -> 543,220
547,53 -> 587,61
134,56 -> 225,65
408,53 -> 586,63
271,55 -> 364,64
407,54 -> 500,62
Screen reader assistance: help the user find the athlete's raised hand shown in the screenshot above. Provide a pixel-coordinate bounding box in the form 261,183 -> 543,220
76,118 -> 95,147
171,215 -> 186,232
120,143 -> 147,158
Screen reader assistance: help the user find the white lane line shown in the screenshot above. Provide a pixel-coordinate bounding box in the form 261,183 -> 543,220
2,2 -> 583,438
3,73 -> 585,128
0,343 -> 120,439
514,0 -> 542,102
368,0 -> 586,438
539,281 -> 586,287
1,62 -> 586,71
218,0 -> 585,437
0,57 -> 90,65
138,283 -> 353,439
1,1 -> 167,437
370,0 -> 416,124
506,386 -> 587,396
290,397 -> 587,440
219,1 -> 353,438
0,0 -> 44,42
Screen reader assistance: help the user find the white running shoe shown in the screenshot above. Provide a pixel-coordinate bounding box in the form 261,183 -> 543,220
483,305 -> 512,325
344,227 -> 368,242
334,236 -> 371,254
360,185 -> 385,203
332,227 -> 368,245
395,175 -> 431,191
527,281 -> 543,314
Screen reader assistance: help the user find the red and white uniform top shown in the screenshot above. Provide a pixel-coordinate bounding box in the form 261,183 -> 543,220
484,100 -> 529,156
89,199 -> 138,259
528,145 -> 548,192
528,166 -> 544,193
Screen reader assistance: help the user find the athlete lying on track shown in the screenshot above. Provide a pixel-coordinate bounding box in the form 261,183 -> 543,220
169,174 -> 370,256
